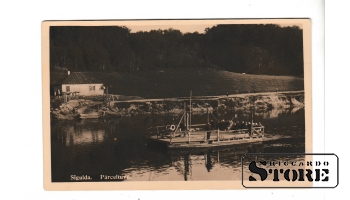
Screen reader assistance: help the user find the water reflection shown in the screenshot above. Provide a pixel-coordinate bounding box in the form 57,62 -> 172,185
62,125 -> 105,146
164,144 -> 266,181
51,108 -> 305,182
205,152 -> 213,172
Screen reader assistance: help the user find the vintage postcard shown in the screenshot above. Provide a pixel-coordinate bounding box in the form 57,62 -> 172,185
42,19 -> 312,190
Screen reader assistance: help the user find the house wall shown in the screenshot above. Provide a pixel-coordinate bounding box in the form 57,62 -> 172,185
61,84 -> 104,96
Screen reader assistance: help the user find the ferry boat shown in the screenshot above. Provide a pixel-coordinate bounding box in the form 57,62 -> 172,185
147,92 -> 281,150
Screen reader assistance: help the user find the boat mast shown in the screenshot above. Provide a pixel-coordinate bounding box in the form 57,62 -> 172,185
184,101 -> 186,129
188,91 -> 192,143
189,91 -> 192,131
251,97 -> 255,136
207,106 -> 209,124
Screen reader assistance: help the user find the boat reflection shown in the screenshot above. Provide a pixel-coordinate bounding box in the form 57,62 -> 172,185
167,144 -> 263,181
63,125 -> 105,146
205,152 -> 213,172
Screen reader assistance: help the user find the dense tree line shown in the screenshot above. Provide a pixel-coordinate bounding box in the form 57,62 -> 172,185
50,24 -> 303,76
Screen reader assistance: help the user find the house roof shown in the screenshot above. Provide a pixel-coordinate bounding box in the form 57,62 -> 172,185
61,72 -> 103,84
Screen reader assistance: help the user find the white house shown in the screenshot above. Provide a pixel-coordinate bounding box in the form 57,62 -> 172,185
54,72 -> 105,96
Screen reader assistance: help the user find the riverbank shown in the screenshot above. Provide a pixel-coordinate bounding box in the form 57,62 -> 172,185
51,69 -> 304,98
50,91 -> 304,120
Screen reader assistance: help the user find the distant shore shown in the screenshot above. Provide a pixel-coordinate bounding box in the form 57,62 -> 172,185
50,91 -> 304,120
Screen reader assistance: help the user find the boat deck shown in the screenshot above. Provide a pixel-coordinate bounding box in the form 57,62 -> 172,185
150,131 -> 255,142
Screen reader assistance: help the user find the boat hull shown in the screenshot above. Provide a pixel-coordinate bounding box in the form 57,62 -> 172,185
147,130 -> 290,150
147,129 -> 285,149
167,138 -> 263,150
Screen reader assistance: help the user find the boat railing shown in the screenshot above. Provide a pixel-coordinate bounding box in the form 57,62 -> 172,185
149,125 -> 264,133
225,126 -> 263,131
227,126 -> 264,137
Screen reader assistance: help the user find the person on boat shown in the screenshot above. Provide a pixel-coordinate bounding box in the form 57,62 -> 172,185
258,122 -> 262,127
230,121 -> 236,130
248,122 -> 252,136
206,123 -> 211,140
216,120 -> 220,130
224,120 -> 230,131
179,122 -> 187,137
210,120 -> 215,130
180,122 -> 185,132
234,121 -> 240,130
219,120 -> 225,131
228,120 -> 234,130
206,123 -> 211,131
220,120 -> 228,131
241,121 -> 246,129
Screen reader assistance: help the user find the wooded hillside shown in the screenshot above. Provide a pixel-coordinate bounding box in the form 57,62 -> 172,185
50,24 -> 303,77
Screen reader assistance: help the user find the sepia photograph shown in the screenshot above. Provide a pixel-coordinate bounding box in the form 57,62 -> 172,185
42,19 -> 311,190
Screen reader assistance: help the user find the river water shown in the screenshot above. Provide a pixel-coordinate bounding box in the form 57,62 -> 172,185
51,107 -> 305,182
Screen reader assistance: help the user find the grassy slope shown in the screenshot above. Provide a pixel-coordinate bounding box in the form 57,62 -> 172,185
107,68 -> 304,98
